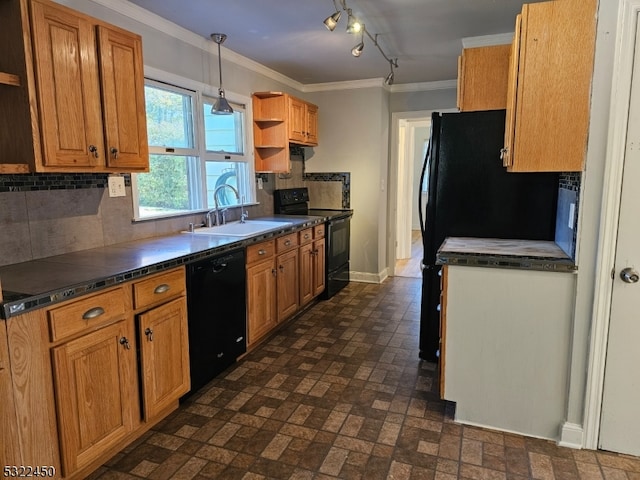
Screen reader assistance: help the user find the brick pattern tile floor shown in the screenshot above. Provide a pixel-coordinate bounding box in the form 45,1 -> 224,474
90,277 -> 640,480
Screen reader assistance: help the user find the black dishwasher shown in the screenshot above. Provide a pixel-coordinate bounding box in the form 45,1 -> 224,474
184,248 -> 246,397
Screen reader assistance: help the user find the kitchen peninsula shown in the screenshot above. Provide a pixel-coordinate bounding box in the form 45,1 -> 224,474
437,236 -> 576,440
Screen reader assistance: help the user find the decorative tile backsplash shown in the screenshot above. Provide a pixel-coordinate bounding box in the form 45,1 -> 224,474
0,173 -> 131,192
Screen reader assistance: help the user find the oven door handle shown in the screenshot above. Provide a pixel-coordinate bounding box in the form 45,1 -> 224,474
328,217 -> 347,226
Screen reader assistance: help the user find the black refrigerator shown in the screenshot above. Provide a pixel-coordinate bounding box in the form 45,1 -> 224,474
418,110 -> 559,361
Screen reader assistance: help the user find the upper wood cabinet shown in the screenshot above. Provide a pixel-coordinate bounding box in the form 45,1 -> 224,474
252,91 -> 319,173
501,0 -> 597,172
0,0 -> 149,173
457,44 -> 511,112
287,96 -> 318,146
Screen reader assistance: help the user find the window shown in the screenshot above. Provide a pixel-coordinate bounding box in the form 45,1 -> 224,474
132,77 -> 254,220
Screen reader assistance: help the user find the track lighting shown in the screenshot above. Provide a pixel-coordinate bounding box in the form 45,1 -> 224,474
351,28 -> 364,57
323,0 -> 398,84
210,33 -> 233,115
323,0 -> 342,31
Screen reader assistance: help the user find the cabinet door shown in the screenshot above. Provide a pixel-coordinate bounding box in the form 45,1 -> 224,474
98,26 -> 149,170
288,96 -> 306,143
247,259 -> 277,346
306,103 -> 319,146
502,14 -> 522,168
299,242 -> 314,307
30,0 -> 104,168
0,321 -> 20,468
138,297 -> 190,420
457,45 -> 510,112
52,320 -> 137,475
277,249 -> 299,322
313,238 -> 326,297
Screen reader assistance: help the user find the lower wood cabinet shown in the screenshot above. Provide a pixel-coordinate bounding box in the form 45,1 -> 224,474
246,241 -> 277,347
299,226 -> 326,307
247,226 -> 326,348
52,319 -> 138,475
1,267 -> 189,479
137,296 -> 190,420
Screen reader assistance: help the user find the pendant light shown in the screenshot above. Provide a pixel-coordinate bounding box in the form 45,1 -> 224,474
324,0 -> 342,31
210,33 -> 233,115
351,27 -> 365,57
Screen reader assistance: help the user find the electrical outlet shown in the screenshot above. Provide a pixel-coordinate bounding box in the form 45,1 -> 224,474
108,175 -> 126,197
257,177 -> 263,190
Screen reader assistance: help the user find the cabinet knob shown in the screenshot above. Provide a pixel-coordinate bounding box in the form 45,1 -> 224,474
272,268 -> 277,277
145,327 -> 154,342
110,147 -> 119,159
119,337 -> 131,350
259,249 -> 267,255
284,239 -> 291,246
88,145 -> 99,158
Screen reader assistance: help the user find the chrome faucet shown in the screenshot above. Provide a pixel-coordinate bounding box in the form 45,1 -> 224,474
210,184 -> 247,225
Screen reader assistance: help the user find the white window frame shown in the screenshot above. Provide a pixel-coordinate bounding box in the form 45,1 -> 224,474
132,66 -> 256,221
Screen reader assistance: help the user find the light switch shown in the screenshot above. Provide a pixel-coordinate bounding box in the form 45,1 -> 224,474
108,175 -> 126,197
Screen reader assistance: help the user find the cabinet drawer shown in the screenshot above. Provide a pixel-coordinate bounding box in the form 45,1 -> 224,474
48,287 -> 127,342
314,224 -> 325,239
299,228 -> 313,245
247,240 -> 275,264
277,233 -> 299,253
132,268 -> 186,310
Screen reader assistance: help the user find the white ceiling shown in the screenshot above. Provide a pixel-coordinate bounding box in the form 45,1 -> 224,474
126,0 -> 539,86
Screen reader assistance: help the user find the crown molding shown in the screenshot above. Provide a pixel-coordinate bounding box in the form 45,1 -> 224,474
391,79 -> 457,93
462,32 -> 514,48
302,78 -> 385,92
89,0 -> 304,91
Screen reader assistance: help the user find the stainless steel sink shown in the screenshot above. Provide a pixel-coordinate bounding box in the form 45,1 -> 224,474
186,220 -> 293,237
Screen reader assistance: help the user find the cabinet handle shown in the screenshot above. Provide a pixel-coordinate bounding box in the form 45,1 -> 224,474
217,352 -> 224,358
82,306 -> 105,320
304,234 -> 310,240
236,336 -> 244,343
313,249 -> 319,255
284,239 -> 291,246
145,327 -> 153,342
154,283 -> 170,294
272,268 -> 277,277
258,249 -> 267,255
119,337 -> 131,350
110,147 -> 119,159
88,145 -> 99,158
279,265 -> 284,272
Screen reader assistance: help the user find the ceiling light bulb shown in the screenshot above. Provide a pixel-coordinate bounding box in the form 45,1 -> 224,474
346,9 -> 361,34
324,10 -> 341,31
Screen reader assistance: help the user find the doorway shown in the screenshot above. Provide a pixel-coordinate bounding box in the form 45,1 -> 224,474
391,115 -> 431,279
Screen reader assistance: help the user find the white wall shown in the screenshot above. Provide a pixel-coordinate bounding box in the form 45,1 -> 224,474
412,126 -> 429,230
304,88 -> 390,281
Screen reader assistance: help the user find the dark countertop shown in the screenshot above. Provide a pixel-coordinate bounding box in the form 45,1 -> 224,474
436,237 -> 577,273
0,215 -> 326,319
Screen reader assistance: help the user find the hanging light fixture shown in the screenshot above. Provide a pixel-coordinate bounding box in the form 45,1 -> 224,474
323,0 -> 342,31
351,27 -> 364,57
210,33 -> 233,115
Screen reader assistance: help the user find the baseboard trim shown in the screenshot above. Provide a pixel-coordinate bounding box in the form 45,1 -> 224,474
350,269 -> 389,284
558,422 -> 584,449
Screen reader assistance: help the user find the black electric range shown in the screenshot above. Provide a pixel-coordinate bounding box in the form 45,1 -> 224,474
274,188 -> 352,299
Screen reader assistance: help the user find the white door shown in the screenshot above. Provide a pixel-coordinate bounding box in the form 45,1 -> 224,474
599,17 -> 640,456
